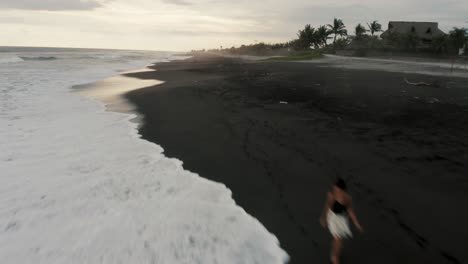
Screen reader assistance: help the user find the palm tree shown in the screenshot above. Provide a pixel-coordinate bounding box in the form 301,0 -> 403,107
355,23 -> 367,39
316,25 -> 331,47
367,20 -> 382,36
449,27 -> 468,50
328,18 -> 347,44
297,24 -> 317,49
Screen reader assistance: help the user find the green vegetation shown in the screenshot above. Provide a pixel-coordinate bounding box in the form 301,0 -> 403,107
449,27 -> 468,50
293,24 -> 330,50
367,21 -> 383,36
328,18 -> 348,44
192,18 -> 467,57
355,24 -> 367,40
266,51 -> 323,61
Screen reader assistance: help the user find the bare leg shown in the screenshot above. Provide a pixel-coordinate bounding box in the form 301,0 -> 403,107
330,237 -> 343,264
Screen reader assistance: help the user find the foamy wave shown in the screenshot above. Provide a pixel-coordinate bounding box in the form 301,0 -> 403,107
0,49 -> 288,264
20,56 -> 58,61
0,54 -> 24,64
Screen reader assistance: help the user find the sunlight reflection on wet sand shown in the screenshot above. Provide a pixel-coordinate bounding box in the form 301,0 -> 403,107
75,68 -> 163,123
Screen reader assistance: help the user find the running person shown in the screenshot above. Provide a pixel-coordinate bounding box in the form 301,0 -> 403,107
320,178 -> 363,264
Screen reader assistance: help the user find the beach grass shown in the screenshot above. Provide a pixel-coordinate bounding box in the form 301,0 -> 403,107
266,51 -> 323,61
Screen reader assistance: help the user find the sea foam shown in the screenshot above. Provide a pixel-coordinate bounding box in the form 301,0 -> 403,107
0,48 -> 288,263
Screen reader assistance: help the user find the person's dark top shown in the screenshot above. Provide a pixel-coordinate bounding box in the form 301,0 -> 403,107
332,200 -> 347,215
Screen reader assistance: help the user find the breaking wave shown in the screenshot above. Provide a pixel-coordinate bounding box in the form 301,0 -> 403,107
0,55 -> 24,64
19,56 -> 59,61
0,47 -> 288,263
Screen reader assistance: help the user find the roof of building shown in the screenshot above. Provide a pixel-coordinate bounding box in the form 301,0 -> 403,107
381,21 -> 446,40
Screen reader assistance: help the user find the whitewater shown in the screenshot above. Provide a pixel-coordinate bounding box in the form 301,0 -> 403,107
0,47 -> 288,264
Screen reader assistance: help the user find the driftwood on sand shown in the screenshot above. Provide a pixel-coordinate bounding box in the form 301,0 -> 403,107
404,78 -> 433,87
404,78 -> 443,88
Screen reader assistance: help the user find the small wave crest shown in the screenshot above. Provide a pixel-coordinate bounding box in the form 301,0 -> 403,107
19,56 -> 59,61
81,54 -> 123,60
0,55 -> 24,64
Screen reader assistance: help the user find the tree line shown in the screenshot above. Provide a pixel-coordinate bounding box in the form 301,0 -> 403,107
293,18 -> 467,55
194,18 -> 468,56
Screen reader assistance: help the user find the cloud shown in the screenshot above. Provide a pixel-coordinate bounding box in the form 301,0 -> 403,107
161,0 -> 192,6
1,0 -> 468,51
0,0 -> 104,11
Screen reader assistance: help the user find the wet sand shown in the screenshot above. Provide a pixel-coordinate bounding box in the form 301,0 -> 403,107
124,54 -> 468,264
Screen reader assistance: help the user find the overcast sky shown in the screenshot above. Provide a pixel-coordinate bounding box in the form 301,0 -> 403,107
0,0 -> 467,51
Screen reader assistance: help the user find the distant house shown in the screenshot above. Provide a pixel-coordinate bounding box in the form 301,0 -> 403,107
381,21 -> 446,46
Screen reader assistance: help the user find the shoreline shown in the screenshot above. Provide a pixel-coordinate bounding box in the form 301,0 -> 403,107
1,49 -> 292,263
66,56 -> 290,263
73,67 -> 163,126
122,54 -> 468,263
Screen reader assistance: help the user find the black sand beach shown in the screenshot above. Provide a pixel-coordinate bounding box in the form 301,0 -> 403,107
124,55 -> 468,263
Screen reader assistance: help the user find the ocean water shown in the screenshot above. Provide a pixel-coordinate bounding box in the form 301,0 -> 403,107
0,47 -> 288,263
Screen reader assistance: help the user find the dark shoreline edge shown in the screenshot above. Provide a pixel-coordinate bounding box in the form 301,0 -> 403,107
123,54 -> 468,264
